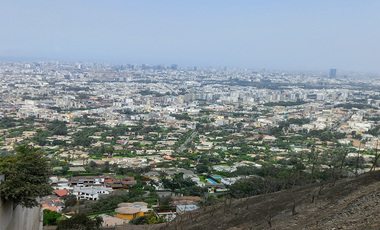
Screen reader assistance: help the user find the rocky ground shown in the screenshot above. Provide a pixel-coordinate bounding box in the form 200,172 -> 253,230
117,171 -> 380,230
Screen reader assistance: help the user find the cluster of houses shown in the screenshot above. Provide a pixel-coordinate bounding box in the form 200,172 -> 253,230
42,172 -> 209,226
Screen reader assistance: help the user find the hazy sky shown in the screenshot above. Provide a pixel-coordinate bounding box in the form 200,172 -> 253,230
1,0 -> 379,71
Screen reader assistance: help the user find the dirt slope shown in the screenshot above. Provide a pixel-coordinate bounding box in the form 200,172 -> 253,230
118,171 -> 380,230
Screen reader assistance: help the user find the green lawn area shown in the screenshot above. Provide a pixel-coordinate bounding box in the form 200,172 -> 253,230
87,213 -> 105,218
219,163 -> 228,166
198,175 -> 207,183
89,155 -> 103,159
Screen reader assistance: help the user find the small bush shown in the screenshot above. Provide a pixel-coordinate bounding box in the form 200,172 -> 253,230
129,216 -> 149,225
43,209 -> 62,226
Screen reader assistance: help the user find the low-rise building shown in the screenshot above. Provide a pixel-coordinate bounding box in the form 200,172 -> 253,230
115,202 -> 151,220
72,186 -> 112,201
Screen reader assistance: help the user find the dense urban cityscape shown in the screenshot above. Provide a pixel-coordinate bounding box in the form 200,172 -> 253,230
2,61 -> 380,229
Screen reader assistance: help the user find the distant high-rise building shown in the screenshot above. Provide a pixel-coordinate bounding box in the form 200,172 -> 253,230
171,64 -> 178,70
329,69 -> 337,78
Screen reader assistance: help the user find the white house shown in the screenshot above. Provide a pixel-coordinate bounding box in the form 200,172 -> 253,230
72,186 -> 113,201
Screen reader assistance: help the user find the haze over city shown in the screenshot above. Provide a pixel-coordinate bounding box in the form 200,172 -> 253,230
3,1 -> 380,230
1,0 -> 380,72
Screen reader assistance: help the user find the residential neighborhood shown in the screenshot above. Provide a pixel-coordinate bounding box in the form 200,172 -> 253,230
1,62 -> 380,229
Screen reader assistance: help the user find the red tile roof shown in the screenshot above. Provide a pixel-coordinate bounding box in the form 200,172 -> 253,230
44,206 -> 58,212
54,190 -> 68,197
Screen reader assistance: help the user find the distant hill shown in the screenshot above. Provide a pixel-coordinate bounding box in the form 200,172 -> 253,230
117,170 -> 380,230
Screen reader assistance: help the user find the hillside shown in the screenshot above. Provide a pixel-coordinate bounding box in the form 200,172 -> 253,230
117,170 -> 380,230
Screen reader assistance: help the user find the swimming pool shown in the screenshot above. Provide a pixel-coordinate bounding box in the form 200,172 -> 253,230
206,178 -> 216,184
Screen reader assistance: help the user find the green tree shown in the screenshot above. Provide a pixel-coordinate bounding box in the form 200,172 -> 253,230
129,212 -> 163,225
47,120 -> 68,136
101,161 -> 110,172
158,196 -> 173,206
56,213 -> 103,230
62,195 -> 77,213
89,161 -> 97,171
43,209 -> 62,226
0,145 -> 52,208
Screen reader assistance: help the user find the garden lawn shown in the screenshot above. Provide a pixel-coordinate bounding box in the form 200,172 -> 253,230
198,175 -> 207,183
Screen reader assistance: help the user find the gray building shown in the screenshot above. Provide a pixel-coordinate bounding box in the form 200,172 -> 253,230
330,69 -> 337,78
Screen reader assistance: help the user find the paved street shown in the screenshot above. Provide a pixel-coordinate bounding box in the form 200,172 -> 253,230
177,131 -> 198,153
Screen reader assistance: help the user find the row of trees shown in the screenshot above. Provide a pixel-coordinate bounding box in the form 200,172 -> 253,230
44,209 -> 103,229
0,116 -> 36,128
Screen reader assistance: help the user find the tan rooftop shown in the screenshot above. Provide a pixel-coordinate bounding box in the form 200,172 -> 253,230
115,207 -> 140,215
118,202 -> 148,207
